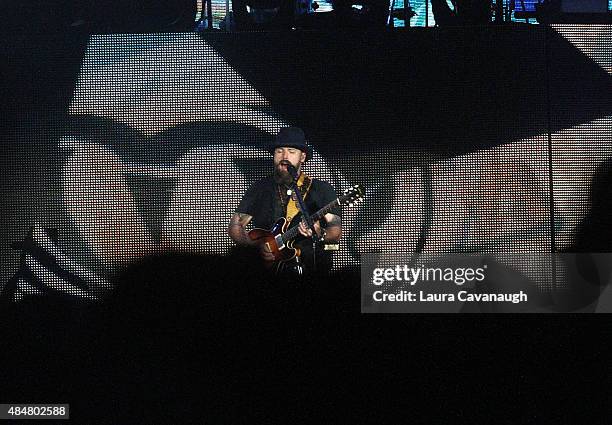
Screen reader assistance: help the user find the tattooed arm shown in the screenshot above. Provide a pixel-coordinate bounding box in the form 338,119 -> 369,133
322,213 -> 342,242
227,213 -> 255,246
228,212 -> 275,261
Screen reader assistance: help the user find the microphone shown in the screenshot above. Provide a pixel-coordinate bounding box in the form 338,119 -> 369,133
285,163 -> 299,180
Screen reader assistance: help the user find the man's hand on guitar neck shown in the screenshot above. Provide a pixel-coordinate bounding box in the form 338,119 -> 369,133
298,220 -> 321,239
297,213 -> 342,242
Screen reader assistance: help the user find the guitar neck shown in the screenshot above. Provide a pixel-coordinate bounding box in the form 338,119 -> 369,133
281,198 -> 340,243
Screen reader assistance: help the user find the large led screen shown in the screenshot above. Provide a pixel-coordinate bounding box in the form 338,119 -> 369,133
2,25 -> 611,306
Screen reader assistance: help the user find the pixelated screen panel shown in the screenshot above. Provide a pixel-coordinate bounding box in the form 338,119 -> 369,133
62,32 -> 549,266
549,25 -> 612,251
3,26 -> 611,301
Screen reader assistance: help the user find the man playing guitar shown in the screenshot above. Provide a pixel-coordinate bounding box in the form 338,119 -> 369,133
227,127 -> 342,275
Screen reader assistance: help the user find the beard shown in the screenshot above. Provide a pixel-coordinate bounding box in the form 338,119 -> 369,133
273,160 -> 296,186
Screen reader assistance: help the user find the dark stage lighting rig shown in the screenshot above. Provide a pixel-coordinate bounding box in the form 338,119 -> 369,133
230,0 -> 393,30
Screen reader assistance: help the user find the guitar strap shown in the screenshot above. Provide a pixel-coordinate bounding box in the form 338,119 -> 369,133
285,173 -> 312,224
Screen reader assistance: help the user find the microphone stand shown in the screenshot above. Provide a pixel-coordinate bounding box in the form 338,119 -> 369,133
287,165 -> 319,274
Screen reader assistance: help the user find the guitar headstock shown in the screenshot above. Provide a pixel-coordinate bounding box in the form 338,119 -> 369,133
339,184 -> 365,207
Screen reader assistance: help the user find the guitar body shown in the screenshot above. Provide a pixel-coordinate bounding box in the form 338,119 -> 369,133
247,218 -> 301,270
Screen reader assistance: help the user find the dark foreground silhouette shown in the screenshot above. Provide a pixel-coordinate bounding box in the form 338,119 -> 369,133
2,248 -> 364,422
3,248 -> 609,423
